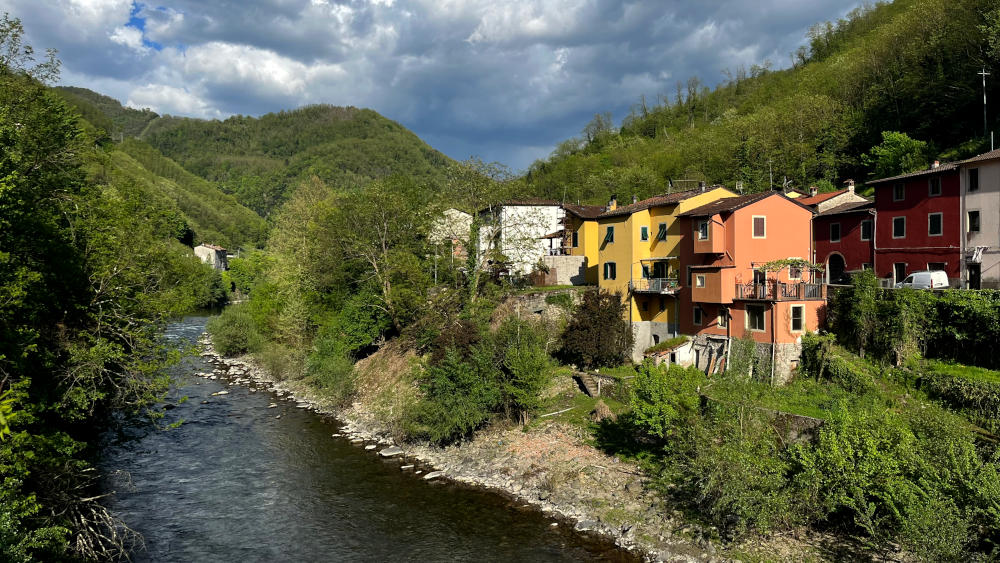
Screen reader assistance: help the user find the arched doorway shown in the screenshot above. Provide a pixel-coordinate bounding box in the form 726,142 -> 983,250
827,254 -> 846,284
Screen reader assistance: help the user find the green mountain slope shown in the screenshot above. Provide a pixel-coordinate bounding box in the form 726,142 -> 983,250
524,0 -> 996,204
138,105 -> 454,217
55,86 -> 159,138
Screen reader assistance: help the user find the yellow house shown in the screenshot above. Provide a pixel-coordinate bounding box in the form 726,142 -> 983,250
561,204 -> 605,284
596,186 -> 738,358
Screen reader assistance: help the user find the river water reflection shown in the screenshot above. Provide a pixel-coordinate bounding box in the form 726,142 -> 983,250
98,315 -> 633,562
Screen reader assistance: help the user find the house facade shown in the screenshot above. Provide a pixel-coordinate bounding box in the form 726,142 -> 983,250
596,186 -> 737,360
868,163 -> 962,285
194,243 -> 228,270
959,149 -> 1000,289
561,203 -> 605,284
479,199 -> 565,276
812,201 -> 875,283
677,191 -> 824,383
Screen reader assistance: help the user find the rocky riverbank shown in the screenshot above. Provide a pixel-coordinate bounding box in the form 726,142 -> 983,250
193,333 -> 835,563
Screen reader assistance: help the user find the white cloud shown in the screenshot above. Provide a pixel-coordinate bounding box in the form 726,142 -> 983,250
109,25 -> 148,53
126,83 -> 225,118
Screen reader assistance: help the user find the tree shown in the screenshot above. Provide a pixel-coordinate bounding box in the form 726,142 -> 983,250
862,131 -> 929,179
559,289 -> 633,368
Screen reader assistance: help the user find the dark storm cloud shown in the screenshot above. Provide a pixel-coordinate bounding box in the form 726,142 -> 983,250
0,0 -> 861,169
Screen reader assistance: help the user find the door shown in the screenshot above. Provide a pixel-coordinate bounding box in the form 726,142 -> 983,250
652,261 -> 668,279
827,254 -> 846,284
968,264 -> 982,290
893,263 -> 907,285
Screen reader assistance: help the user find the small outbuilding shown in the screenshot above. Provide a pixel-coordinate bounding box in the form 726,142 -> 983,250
194,243 -> 228,271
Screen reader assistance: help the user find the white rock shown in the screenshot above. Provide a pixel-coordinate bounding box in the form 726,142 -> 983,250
211,390 -> 229,396
267,403 -> 277,408
423,471 -> 444,480
365,444 -> 377,450
400,464 -> 415,470
379,446 -> 403,458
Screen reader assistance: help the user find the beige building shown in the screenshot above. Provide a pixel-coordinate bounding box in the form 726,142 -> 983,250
194,243 -> 228,270
959,149 -> 1000,288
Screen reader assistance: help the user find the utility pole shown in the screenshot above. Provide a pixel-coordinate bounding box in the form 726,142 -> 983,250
979,67 -> 990,142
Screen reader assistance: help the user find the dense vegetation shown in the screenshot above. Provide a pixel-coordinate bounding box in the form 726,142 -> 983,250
139,105 -> 454,217
522,0 -> 1000,204
1,16 -> 227,561
55,86 -> 159,139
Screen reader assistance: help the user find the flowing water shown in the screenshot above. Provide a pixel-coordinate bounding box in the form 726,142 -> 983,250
98,315 -> 633,562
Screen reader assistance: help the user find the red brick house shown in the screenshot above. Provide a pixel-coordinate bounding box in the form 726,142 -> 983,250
868,163 -> 962,285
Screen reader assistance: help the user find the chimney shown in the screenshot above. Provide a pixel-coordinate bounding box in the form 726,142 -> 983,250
631,194 -> 638,204
932,160 -> 940,169
698,181 -> 706,193
608,194 -> 617,212
845,179 -> 855,193
809,186 -> 818,197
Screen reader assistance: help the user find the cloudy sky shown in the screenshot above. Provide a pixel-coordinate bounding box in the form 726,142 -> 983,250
3,0 -> 861,170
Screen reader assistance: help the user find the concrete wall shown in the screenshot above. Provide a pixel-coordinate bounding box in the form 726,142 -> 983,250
630,321 -> 678,363
500,205 -> 565,275
541,255 -> 588,285
961,161 -> 1000,288
194,245 -> 228,270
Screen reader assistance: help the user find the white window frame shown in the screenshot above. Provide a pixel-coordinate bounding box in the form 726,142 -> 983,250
718,308 -> 728,328
928,212 -> 943,237
892,216 -> 906,239
693,306 -> 703,326
928,176 -> 942,197
790,305 -> 805,333
695,274 -> 706,288
603,261 -> 617,280
746,305 -> 765,332
640,225 -> 649,241
752,215 -> 766,239
860,219 -> 873,241
893,183 -> 905,201
697,220 -> 709,240
830,222 -> 841,243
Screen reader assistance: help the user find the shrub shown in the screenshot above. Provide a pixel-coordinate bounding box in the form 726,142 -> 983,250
306,330 -> 357,406
559,289 -> 632,368
544,292 -> 574,310
629,362 -> 704,443
207,304 -> 262,356
493,317 -> 551,424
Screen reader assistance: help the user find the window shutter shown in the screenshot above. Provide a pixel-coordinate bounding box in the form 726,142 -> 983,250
657,224 -> 667,241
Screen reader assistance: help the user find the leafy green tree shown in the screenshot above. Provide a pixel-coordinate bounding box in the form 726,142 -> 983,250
559,290 -> 633,368
862,131 -> 929,179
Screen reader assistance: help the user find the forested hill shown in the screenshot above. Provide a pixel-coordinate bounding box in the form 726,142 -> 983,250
139,105 -> 453,217
523,0 -> 1000,205
55,86 -> 159,138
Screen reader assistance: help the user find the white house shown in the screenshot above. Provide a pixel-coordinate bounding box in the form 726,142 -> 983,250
959,149 -> 1000,289
194,243 -> 228,271
479,199 -> 566,276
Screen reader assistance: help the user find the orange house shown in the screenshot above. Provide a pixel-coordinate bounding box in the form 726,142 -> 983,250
677,191 -> 825,383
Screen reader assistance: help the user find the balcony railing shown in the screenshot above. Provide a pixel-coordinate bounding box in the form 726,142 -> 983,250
735,281 -> 826,301
630,278 -> 680,294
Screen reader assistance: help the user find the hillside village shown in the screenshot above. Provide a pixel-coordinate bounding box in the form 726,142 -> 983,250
445,146 -> 1000,384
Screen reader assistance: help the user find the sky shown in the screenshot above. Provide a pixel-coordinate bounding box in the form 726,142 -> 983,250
2,0 -> 862,171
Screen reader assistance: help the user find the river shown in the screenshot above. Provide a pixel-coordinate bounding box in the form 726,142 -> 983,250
97,315 -> 633,562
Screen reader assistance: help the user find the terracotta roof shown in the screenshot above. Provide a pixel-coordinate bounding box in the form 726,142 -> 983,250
678,190 -> 813,217
797,189 -> 848,206
866,163 -> 958,185
562,203 -> 605,219
960,148 -> 1000,164
598,189 -> 706,218
815,200 -> 874,217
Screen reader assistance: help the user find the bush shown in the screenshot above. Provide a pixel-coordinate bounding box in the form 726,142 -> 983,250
306,330 -> 356,406
559,289 -> 632,368
207,304 -> 262,356
629,362 -> 703,443
918,361 -> 1000,433
493,317 -> 551,424
544,292 -> 574,310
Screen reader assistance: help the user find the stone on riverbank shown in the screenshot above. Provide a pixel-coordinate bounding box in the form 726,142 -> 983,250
423,471 -> 444,480
379,446 -> 403,458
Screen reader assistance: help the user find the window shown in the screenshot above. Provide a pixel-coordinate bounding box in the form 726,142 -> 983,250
788,258 -> 802,280
641,265 -> 650,278
697,220 -> 709,240
862,263 -> 872,270
640,225 -> 649,241
693,307 -> 703,326
752,216 -> 766,238
718,308 -> 728,328
929,176 -> 941,196
969,168 -> 980,192
893,183 -> 905,201
695,274 -> 706,288
830,223 -> 841,243
928,262 -> 946,271
861,219 -> 873,241
747,305 -> 765,331
603,262 -> 617,280
603,226 -> 614,243
892,216 -> 906,239
969,210 -> 981,233
791,305 -> 804,332
656,223 -> 667,241
572,231 -> 578,248
928,212 -> 943,236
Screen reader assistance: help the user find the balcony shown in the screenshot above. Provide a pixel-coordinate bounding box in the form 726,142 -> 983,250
630,278 -> 680,294
735,281 -> 826,301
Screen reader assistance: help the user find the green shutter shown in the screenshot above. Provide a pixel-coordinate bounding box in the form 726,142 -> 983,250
603,226 -> 614,243
656,224 -> 667,241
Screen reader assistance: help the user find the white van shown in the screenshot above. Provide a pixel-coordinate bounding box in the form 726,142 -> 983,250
895,270 -> 948,289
